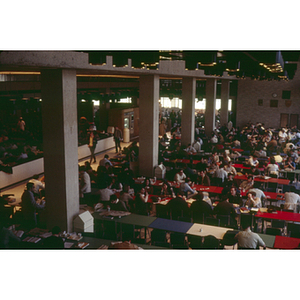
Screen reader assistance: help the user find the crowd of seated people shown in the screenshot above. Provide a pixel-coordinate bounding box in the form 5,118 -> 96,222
0,117 -> 43,173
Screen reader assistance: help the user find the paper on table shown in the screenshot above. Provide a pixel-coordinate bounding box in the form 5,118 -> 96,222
64,242 -> 74,249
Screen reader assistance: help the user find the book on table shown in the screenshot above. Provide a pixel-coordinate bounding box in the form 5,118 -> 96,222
75,242 -> 89,249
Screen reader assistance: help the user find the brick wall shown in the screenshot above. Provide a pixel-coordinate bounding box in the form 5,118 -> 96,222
236,62 -> 300,129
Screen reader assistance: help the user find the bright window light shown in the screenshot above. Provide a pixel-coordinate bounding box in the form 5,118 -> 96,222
92,100 -> 100,106
119,97 -> 132,103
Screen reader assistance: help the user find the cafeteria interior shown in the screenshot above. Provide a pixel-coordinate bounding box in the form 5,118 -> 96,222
2,8 -> 300,299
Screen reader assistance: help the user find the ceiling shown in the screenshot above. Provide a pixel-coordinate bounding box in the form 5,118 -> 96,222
84,50 -> 300,80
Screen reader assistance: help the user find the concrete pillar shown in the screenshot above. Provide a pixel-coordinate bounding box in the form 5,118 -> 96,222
181,77 -> 196,146
220,79 -> 230,126
139,75 -> 159,177
205,78 -> 217,136
41,69 -> 79,232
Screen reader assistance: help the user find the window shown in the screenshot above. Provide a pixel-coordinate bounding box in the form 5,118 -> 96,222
119,97 -> 132,103
282,90 -> 291,99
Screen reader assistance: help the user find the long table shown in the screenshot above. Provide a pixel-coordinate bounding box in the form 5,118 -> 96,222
254,210 -> 300,233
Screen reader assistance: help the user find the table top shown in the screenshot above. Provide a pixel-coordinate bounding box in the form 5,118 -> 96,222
257,233 -> 276,248
186,223 -> 233,240
79,236 -> 167,249
115,213 -> 157,227
235,175 -> 290,185
149,218 -> 193,233
273,235 -> 300,249
255,210 -> 300,222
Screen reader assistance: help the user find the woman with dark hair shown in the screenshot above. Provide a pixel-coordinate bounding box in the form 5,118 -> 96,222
134,187 -> 149,215
160,181 -> 175,198
143,178 -> 153,194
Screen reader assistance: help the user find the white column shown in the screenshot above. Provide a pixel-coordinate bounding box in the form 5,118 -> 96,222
139,75 -> 160,177
181,77 -> 196,146
205,78 -> 217,136
220,79 -> 230,126
41,69 -> 79,232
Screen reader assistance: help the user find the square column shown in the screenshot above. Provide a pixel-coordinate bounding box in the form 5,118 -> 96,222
220,79 -> 230,126
41,69 -> 79,232
139,75 -> 160,177
181,77 -> 196,146
205,78 -> 217,136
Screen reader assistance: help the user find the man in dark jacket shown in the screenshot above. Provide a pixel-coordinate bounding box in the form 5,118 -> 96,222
21,182 -> 45,229
190,192 -> 213,223
213,195 -> 238,228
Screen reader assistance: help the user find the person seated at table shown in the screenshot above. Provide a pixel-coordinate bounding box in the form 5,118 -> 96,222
42,226 -> 64,249
109,194 -> 128,212
196,169 -> 210,186
84,161 -> 97,183
192,137 -> 203,152
214,164 -> 228,186
213,195 -> 238,228
208,151 -> 219,164
229,149 -> 242,160
248,185 -> 266,205
244,165 -> 262,177
283,156 -> 296,171
221,151 -> 231,165
265,156 -> 279,176
284,186 -> 300,213
108,176 -> 123,193
239,175 -> 254,192
195,157 -> 208,172
134,187 -> 149,216
166,191 -> 190,221
180,178 -> 198,199
253,141 -> 267,157
247,155 -> 259,167
224,161 -> 237,176
184,143 -> 197,154
99,154 -> 113,167
227,186 -> 242,206
0,220 -> 21,249
244,191 -> 262,208
190,192 -> 213,223
119,184 -> 134,211
174,169 -> 186,183
234,219 -> 266,249
160,181 -> 175,198
96,165 -> 111,188
95,180 -> 115,205
207,161 -> 218,177
222,173 -> 239,195
142,177 -> 153,194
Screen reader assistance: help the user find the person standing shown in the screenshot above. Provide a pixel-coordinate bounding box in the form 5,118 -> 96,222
17,117 -> 25,131
21,182 -> 45,229
87,127 -> 98,164
113,126 -> 123,153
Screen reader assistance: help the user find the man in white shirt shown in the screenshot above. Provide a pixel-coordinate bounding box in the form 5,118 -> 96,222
79,166 -> 91,199
215,164 -> 228,183
192,137 -> 203,152
284,187 -> 300,213
184,144 -> 197,154
174,169 -> 186,183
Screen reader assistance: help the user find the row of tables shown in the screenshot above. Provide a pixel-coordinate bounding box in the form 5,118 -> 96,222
92,211 -> 300,249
